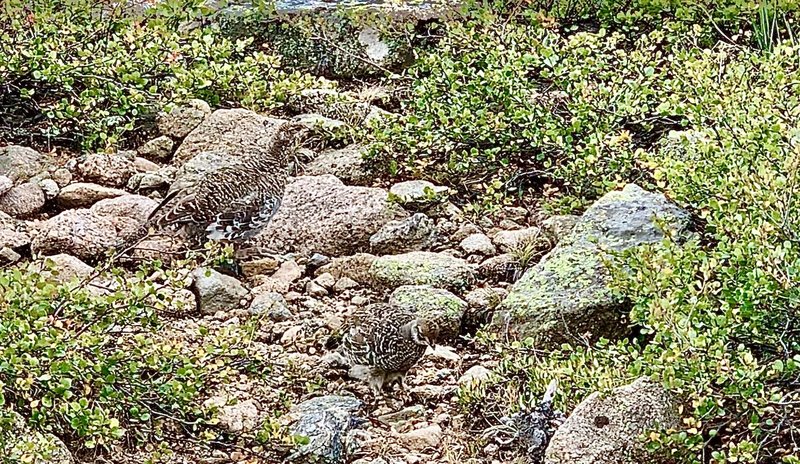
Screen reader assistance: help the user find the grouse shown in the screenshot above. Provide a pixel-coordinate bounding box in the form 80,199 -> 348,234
325,303 -> 440,395
146,120 -> 313,243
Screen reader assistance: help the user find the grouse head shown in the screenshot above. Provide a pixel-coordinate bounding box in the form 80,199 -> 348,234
268,120 -> 317,166
402,317 -> 440,348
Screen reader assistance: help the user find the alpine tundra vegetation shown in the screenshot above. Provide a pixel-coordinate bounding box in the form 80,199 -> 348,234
0,0 -> 798,463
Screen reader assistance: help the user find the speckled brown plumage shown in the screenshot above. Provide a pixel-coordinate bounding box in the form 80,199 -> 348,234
147,121 -> 312,242
331,303 -> 439,394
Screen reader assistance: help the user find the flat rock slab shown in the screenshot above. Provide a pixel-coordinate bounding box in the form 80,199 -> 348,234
495,184 -> 690,345
250,175 -> 406,257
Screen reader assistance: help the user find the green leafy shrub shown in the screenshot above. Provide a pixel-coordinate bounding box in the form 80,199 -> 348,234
460,38 -> 800,464
0,250 -> 318,460
0,0 -> 328,150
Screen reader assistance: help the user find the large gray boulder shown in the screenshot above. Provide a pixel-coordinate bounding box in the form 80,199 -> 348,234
494,184 -> 690,345
90,194 -> 158,237
251,175 -> 406,257
545,377 -> 679,464
285,395 -> 364,463
370,251 -> 475,291
173,108 -> 284,164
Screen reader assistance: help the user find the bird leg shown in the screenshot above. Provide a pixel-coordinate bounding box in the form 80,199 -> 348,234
367,371 -> 386,397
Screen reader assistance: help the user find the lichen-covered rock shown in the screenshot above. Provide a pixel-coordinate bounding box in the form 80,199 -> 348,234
57,183 -> 128,208
369,213 -> 437,254
173,108 -> 283,164
305,145 -> 370,185
495,184 -> 690,345
3,411 -> 73,464
39,254 -> 94,284
545,377 -> 679,464
137,135 -> 175,160
77,153 -> 137,187
191,267 -> 248,314
0,182 -> 46,217
30,210 -> 118,261
389,180 -> 448,205
157,98 -> 212,139
370,251 -> 475,291
0,145 -> 46,183
251,175 -> 407,257
389,285 -> 467,339
285,395 -> 364,463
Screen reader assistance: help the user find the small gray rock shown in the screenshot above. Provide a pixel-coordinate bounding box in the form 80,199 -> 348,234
249,292 -> 293,321
369,213 -> 438,254
0,145 -> 46,183
38,178 -> 60,200
191,267 -> 248,314
0,246 -> 21,263
389,180 -> 448,204
0,175 -> 12,195
492,227 -> 544,253
307,252 -> 331,269
333,276 -> 359,293
305,145 -> 370,186
51,168 -> 73,188
306,280 -> 329,297
314,272 -> 337,289
458,365 -> 492,385
77,153 -> 137,187
57,183 -> 128,208
460,233 -> 496,255
30,210 -> 119,262
3,411 -> 73,464
137,135 -> 175,160
286,395 -> 364,463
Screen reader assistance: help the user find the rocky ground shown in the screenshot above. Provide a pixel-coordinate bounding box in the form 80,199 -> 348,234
1,88 -> 688,464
